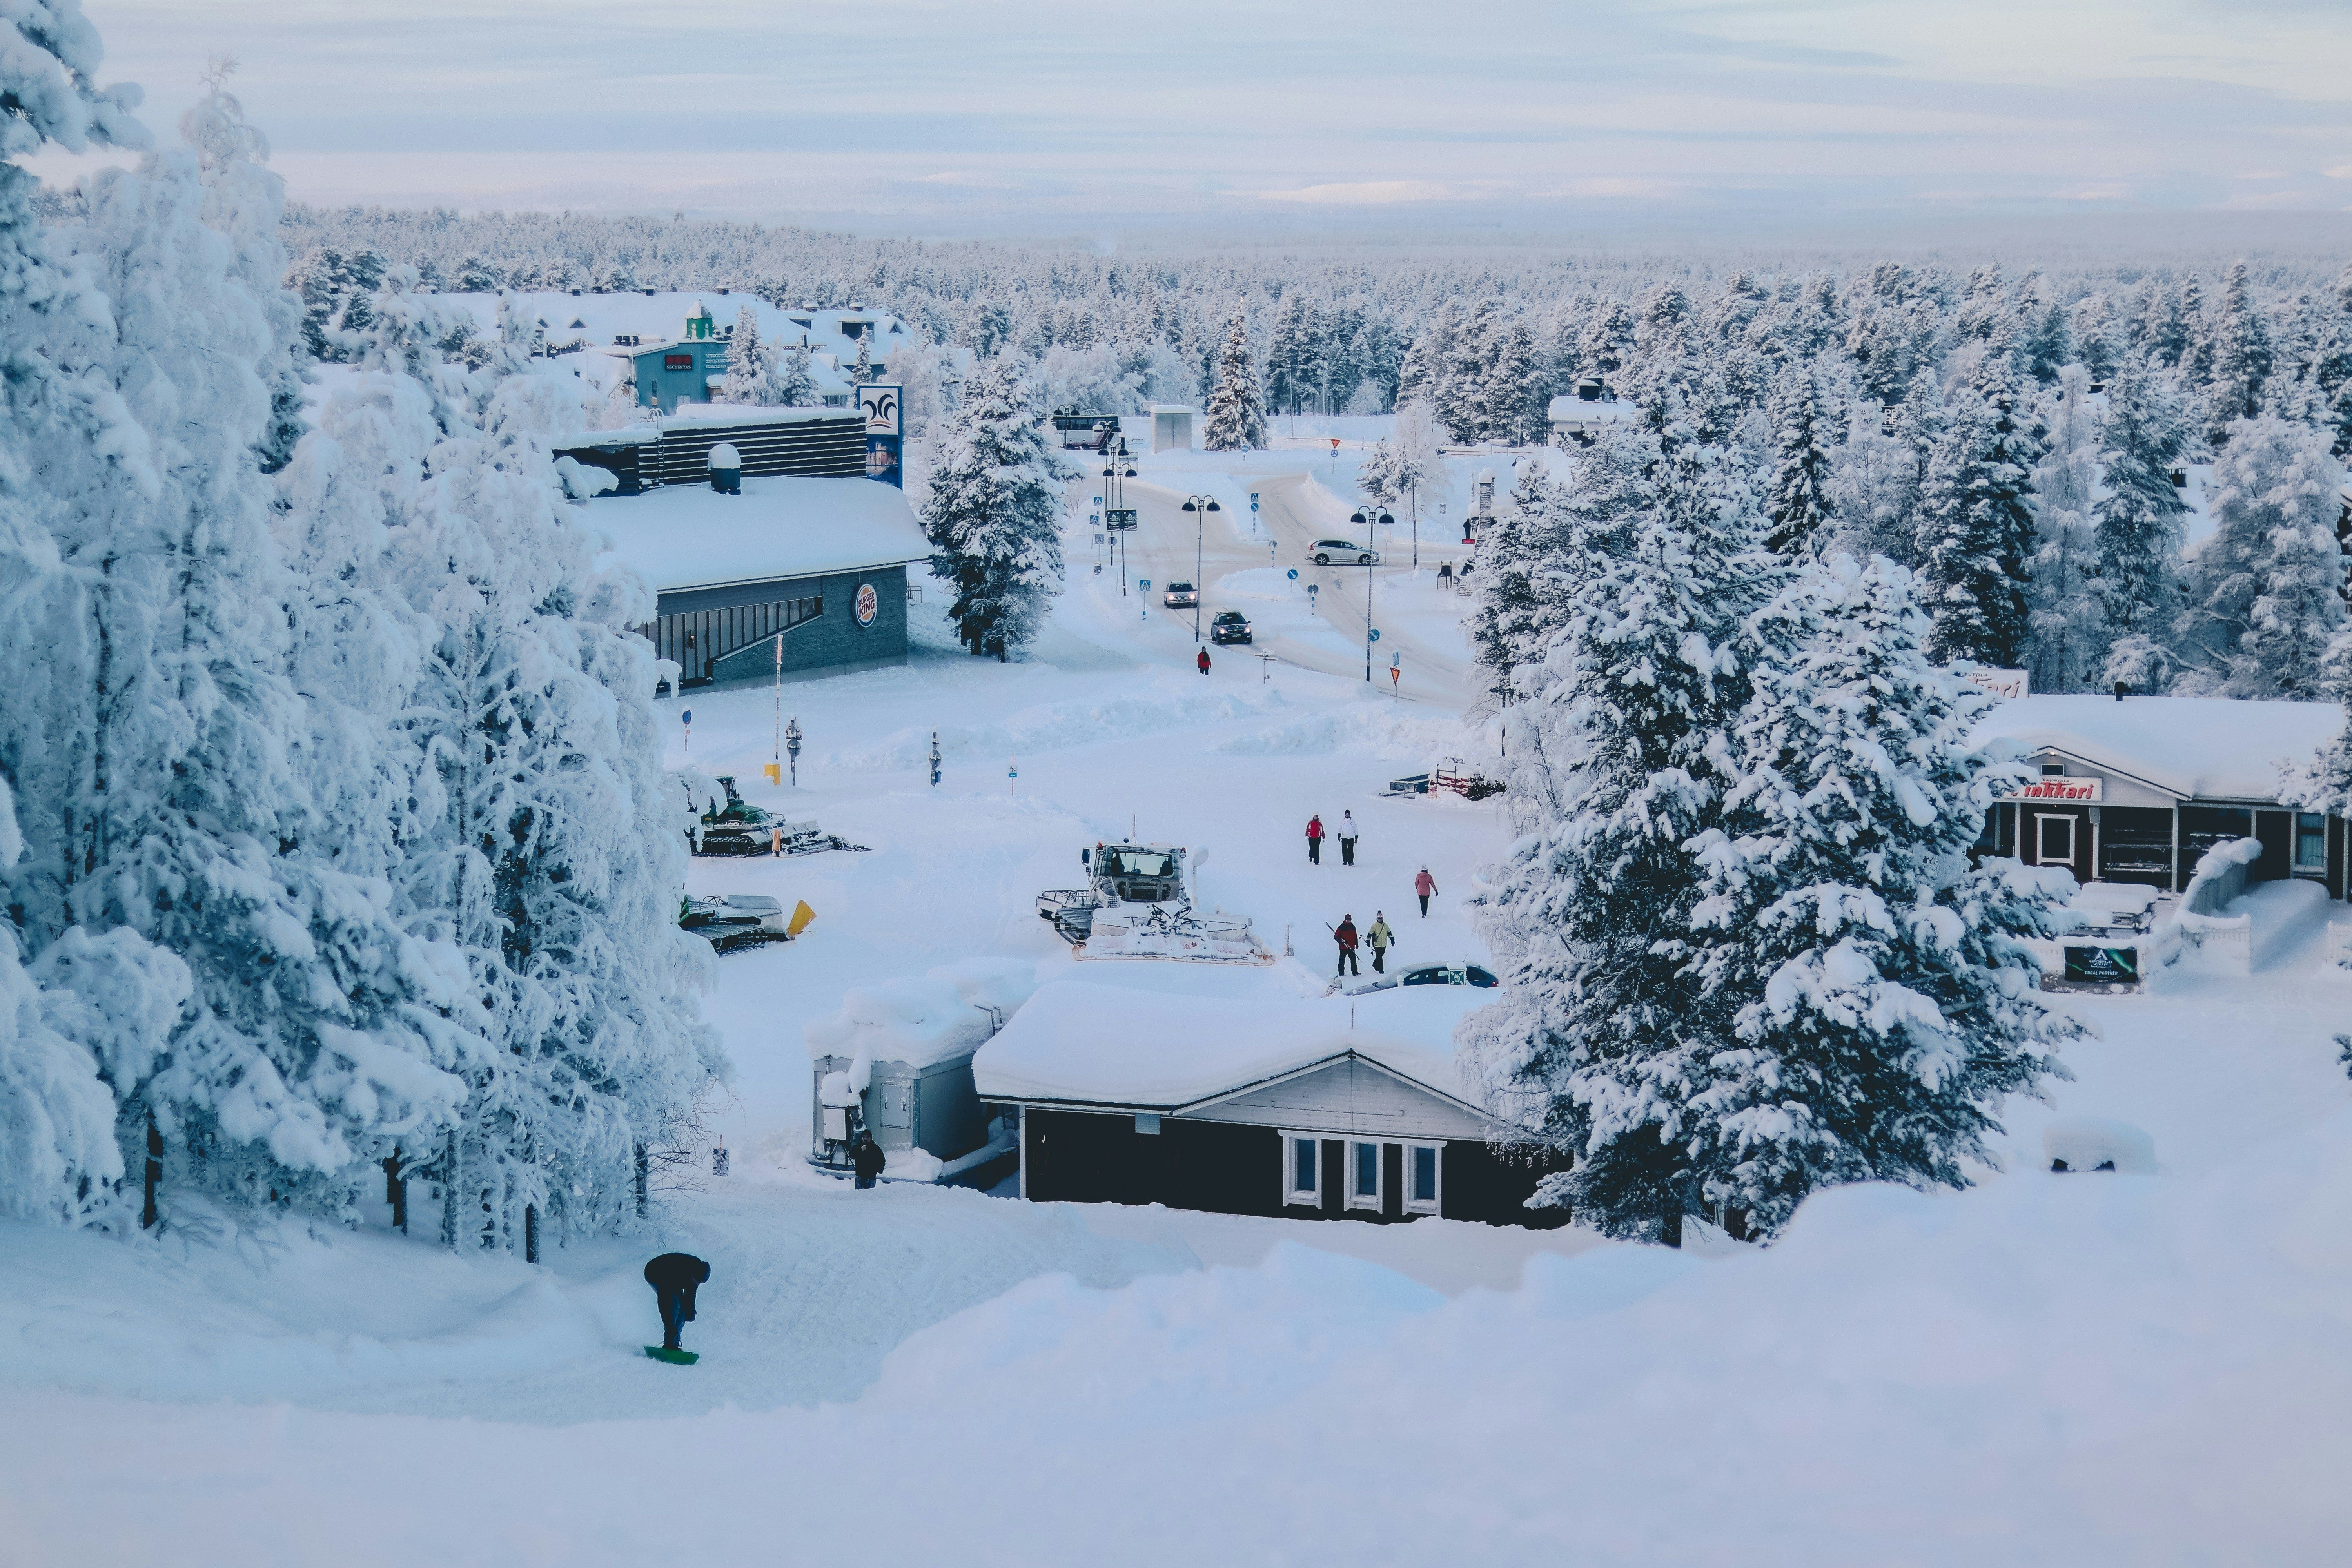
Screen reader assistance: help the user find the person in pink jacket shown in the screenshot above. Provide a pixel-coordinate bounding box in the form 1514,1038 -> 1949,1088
1414,866 -> 1437,916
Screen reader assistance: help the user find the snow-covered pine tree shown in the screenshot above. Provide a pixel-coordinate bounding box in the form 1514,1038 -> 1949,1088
2093,363 -> 2189,690
1263,292 -> 1314,418
852,331 -> 874,386
2206,261 -> 2275,443
712,304 -> 773,402
774,341 -> 819,407
1464,460 -> 1573,706
1202,311 -> 1267,452
921,357 -> 1068,659
1685,554 -> 2075,1240
1762,361 -> 1833,555
2024,365 -> 2105,692
1459,437 -> 1779,1246
1483,321 -> 1541,446
2178,415 -> 2348,698
1916,386 -> 2035,667
1355,439 -> 1401,507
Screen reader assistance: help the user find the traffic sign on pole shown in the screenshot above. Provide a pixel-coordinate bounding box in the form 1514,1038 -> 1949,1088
1286,568 -> 1298,581
1369,628 -> 1381,642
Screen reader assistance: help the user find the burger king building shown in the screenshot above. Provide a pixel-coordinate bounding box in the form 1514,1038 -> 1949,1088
1971,695 -> 2351,898
579,467 -> 932,688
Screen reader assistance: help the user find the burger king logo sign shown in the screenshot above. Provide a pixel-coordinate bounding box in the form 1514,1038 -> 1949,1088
854,582 -> 879,628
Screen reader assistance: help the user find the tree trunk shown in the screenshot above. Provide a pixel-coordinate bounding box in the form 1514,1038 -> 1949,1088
635,1143 -> 649,1218
385,1149 -> 407,1233
524,1203 -> 539,1265
141,1113 -> 162,1229
1661,1209 -> 1683,1249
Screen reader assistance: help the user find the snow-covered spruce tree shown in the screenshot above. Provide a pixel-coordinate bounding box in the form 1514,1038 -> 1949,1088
1202,311 -> 1267,452
1459,438 -> 1780,1247
1916,387 -> 2034,668
1684,555 -> 2076,1240
2206,261 -> 2274,444
1465,461 -> 1573,706
2094,363 -> 2190,691
921,357 -> 1068,660
2178,415 -> 2347,699
2024,365 -> 2105,693
299,287 -> 723,1249
774,340 -> 819,407
712,304 -> 773,402
1762,361 -> 1833,556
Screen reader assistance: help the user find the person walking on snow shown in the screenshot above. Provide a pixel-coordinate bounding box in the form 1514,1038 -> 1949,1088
1196,648 -> 1211,675
1367,912 -> 1394,973
1306,814 -> 1324,865
851,1131 -> 887,1189
1334,913 -> 1360,978
1338,810 -> 1359,867
644,1252 -> 711,1355
1415,866 -> 1437,916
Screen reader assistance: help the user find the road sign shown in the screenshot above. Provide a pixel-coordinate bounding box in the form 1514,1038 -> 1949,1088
1093,496 -> 1103,506
1369,628 -> 1381,642
1139,579 -> 1151,590
1089,513 -> 1099,525
681,709 -> 692,726
1250,492 -> 1259,509
1286,568 -> 1298,581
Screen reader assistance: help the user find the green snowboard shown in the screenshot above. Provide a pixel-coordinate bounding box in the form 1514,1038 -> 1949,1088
644,1346 -> 699,1366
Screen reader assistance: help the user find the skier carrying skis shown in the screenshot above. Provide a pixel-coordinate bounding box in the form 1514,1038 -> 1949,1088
1196,648 -> 1212,675
1367,912 -> 1394,973
1338,810 -> 1359,867
644,1252 -> 711,1355
1334,913 -> 1360,978
1415,867 -> 1438,916
1305,814 -> 1324,866
852,1131 -> 887,1190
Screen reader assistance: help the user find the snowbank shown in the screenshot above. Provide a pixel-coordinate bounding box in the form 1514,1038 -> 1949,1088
972,978 -> 1485,1107
804,957 -> 1039,1069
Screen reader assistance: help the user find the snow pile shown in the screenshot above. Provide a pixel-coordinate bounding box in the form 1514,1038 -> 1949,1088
2042,1116 -> 2157,1173
804,958 -> 1039,1069
1218,701 -> 1463,760
837,684 -> 1279,771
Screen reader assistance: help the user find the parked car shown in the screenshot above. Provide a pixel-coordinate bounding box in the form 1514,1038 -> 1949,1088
1163,580 -> 1198,608
1311,539 -> 1379,566
1338,962 -> 1500,997
1210,610 -> 1253,645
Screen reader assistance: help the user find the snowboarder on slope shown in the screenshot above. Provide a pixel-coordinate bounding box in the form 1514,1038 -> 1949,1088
1196,648 -> 1211,675
1367,912 -> 1394,973
1305,815 -> 1324,866
1415,867 -> 1438,916
1334,914 -> 1360,978
644,1252 -> 711,1355
1338,810 -> 1359,867
851,1131 -> 887,1190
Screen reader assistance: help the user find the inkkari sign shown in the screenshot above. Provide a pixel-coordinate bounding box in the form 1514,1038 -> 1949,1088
2002,777 -> 2103,803
2064,945 -> 2138,984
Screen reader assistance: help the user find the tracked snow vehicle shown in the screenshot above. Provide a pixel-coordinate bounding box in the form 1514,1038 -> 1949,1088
1036,841 -> 1272,964
688,775 -> 869,857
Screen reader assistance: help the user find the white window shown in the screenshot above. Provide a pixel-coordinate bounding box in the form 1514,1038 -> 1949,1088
2035,813 -> 2075,864
1347,1141 -> 1384,1211
2296,813 -> 2327,873
1281,1132 -> 1321,1207
1404,1143 -> 1443,1216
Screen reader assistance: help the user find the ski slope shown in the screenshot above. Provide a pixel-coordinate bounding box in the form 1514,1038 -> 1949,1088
7,436 -> 2352,1564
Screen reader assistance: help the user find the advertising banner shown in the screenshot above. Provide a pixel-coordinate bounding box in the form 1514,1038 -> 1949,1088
2063,946 -> 2138,984
860,384 -> 904,487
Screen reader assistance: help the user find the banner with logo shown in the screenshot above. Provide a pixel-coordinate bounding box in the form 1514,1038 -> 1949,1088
860,384 -> 903,487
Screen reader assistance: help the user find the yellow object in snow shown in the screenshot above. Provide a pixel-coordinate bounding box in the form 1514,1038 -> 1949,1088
786,900 -> 816,939
763,762 -> 782,785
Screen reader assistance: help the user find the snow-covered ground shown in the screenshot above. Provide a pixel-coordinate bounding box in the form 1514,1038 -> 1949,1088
6,447 -> 2352,1563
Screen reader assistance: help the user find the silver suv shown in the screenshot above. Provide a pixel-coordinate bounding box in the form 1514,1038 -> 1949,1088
1310,539 -> 1379,566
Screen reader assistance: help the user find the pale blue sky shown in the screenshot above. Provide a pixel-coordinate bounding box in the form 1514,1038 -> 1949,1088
40,0 -> 2352,234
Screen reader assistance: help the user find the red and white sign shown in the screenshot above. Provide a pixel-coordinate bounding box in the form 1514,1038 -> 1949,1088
2004,777 -> 2102,803
1966,667 -> 2031,699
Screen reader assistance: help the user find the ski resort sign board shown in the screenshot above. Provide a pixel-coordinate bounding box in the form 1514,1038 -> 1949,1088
1965,667 -> 2031,699
2003,777 -> 2102,803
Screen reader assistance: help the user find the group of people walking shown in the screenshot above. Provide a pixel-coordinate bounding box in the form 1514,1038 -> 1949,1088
1305,810 -> 1443,978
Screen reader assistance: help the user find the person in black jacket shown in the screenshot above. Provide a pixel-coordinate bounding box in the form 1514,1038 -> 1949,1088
852,1131 -> 887,1189
644,1252 -> 711,1352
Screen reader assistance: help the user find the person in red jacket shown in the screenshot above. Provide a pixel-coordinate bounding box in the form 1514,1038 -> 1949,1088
1333,913 -> 1359,978
1196,647 -> 1211,675
1415,866 -> 1437,916
1306,814 -> 1324,865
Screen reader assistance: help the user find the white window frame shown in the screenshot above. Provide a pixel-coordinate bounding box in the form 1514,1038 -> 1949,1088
2035,813 -> 2075,865
2295,813 -> 2327,873
1281,1131 -> 1322,1208
1347,1140 -> 1385,1211
1403,1142 -> 1443,1216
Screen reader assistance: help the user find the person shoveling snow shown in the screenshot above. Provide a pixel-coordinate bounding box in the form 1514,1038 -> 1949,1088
643,1252 -> 711,1365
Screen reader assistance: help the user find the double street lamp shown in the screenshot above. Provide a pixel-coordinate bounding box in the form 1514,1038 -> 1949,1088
1101,452 -> 1137,595
1349,505 -> 1392,682
1179,493 -> 1221,642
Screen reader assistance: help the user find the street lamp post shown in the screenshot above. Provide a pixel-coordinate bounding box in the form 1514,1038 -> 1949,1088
1179,494 -> 1221,642
1102,454 -> 1137,595
1349,505 -> 1392,682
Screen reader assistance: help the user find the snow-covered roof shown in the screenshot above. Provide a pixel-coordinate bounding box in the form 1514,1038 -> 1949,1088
1970,695 -> 2341,803
585,475 -> 932,595
570,404 -> 852,447
1546,396 -> 1638,424
804,959 -> 1039,1071
446,291 -> 908,365
971,979 -> 1488,1111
